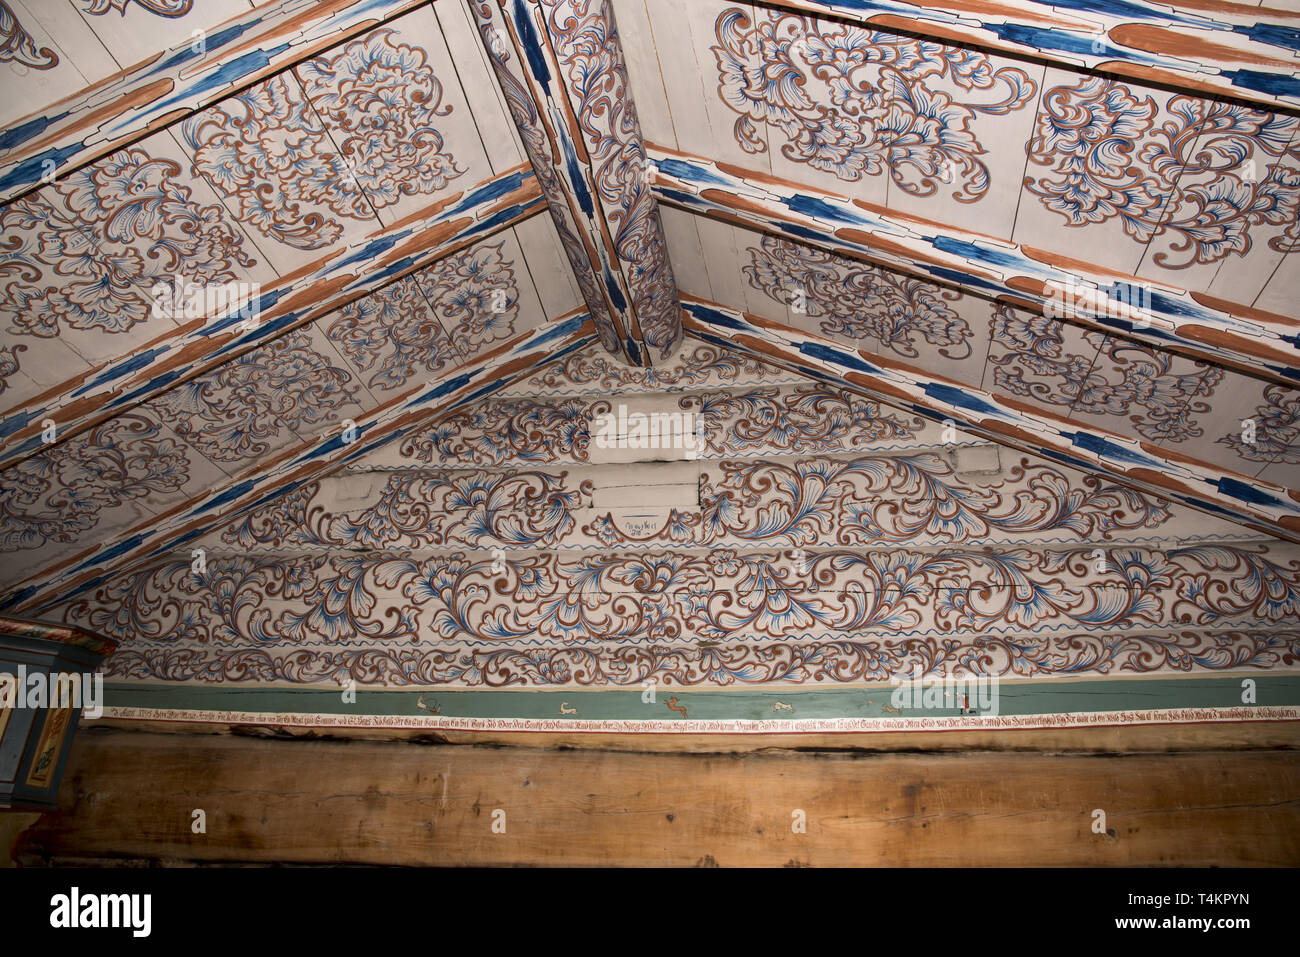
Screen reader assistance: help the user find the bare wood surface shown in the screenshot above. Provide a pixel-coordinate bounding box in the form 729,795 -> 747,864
16,730 -> 1300,866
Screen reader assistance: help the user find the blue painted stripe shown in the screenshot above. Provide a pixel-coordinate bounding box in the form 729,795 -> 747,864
0,111 -> 71,152
512,0 -> 552,95
0,142 -> 84,194
1216,475 -> 1289,508
142,42 -> 291,121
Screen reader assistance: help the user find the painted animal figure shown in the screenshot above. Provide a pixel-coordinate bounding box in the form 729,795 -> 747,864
416,695 -> 439,714
666,696 -> 688,718
882,704 -> 901,714
772,701 -> 794,713
559,702 -> 578,715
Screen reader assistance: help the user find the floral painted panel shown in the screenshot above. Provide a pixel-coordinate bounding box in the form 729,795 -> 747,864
216,451 -> 1188,554
58,542 -> 1300,668
1019,71 -> 1300,290
985,306 -> 1221,444
501,340 -> 796,397
1232,384 -> 1300,467
0,412 -> 190,553
179,71 -> 378,264
409,240 -> 526,356
711,7 -> 1037,196
708,4 -> 1039,224
0,405 -> 228,595
697,5 -> 1299,305
326,276 -> 461,395
178,16 -> 474,269
381,384 -> 922,468
146,327 -> 363,468
324,228 -> 568,397
92,628 -> 1300,688
0,135 -> 263,392
742,235 -> 975,362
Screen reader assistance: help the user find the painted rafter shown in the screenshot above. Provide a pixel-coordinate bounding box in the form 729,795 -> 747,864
2,313 -> 597,616
469,0 -> 681,365
680,295 -> 1300,544
648,146 -> 1300,387
0,0 -> 432,204
0,166 -> 545,471
770,0 -> 1300,112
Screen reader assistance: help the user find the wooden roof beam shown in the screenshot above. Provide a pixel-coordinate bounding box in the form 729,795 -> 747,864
468,0 -> 682,366
649,146 -> 1300,387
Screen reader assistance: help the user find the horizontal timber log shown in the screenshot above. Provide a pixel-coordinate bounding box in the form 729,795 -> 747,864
14,729 -> 1300,866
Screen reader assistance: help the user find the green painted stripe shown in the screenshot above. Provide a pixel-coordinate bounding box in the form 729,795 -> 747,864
103,675 -> 1300,723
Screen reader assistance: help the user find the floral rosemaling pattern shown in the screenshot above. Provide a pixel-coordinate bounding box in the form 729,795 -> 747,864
744,236 -> 973,359
98,630 -> 1300,687
327,242 -> 519,390
1219,383 -> 1300,464
989,305 -> 1222,442
397,385 -> 921,466
414,241 -> 520,345
221,471 -> 589,552
0,413 -> 190,551
221,453 -> 1172,553
82,0 -> 193,15
61,544 -> 1300,653
699,388 -> 920,455
540,0 -> 681,358
0,2 -> 56,69
712,8 -> 1036,200
0,147 -> 255,346
148,329 -> 359,463
401,399 -> 595,466
181,28 -> 463,249
327,277 -> 459,391
1026,76 -> 1300,267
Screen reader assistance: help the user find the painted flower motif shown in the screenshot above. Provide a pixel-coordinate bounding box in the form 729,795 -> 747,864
0,148 -> 255,354
512,560 -> 552,602
181,29 -> 463,250
1219,383 -> 1300,463
280,560 -> 316,600
329,276 -> 459,391
149,329 -> 359,463
990,305 -> 1222,442
1027,78 -> 1300,266
744,235 -> 972,360
418,242 -> 521,347
712,7 -> 1034,197
708,549 -> 743,576
0,414 -> 190,551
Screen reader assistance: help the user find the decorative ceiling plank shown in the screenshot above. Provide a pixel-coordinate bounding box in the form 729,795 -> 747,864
679,295 -> 1300,544
649,146 -> 1300,386
468,0 -> 681,365
0,0 -> 430,204
0,166 -> 545,471
771,0 -> 1300,113
2,313 -> 597,616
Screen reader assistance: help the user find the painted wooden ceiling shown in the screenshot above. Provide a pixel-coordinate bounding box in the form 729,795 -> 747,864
0,0 -> 1298,660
